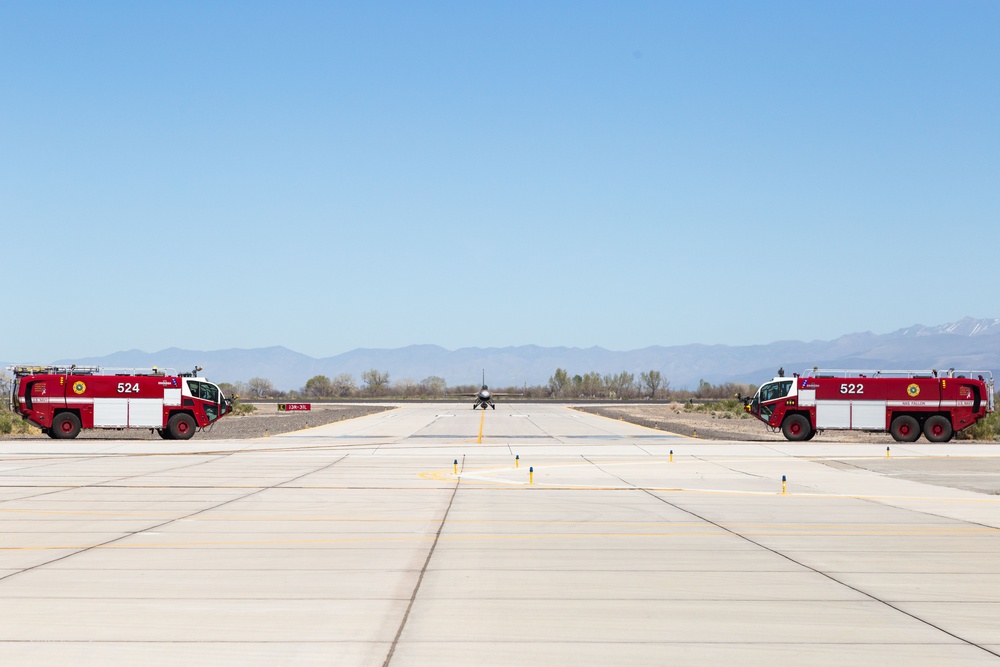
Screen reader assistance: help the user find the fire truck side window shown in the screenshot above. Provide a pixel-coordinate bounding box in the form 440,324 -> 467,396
201,383 -> 219,402
760,381 -> 792,402
186,381 -> 218,402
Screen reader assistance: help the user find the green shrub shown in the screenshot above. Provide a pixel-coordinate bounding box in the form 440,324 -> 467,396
232,401 -> 256,416
963,410 -> 1000,441
683,398 -> 749,418
0,410 -> 34,435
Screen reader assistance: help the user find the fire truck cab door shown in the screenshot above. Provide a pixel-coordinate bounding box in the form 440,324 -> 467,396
187,380 -> 221,422
757,380 -> 792,421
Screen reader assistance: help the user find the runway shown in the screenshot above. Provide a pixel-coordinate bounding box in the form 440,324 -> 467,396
1,403 -> 999,665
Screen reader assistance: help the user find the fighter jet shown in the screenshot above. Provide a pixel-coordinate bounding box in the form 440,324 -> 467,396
459,371 -> 519,409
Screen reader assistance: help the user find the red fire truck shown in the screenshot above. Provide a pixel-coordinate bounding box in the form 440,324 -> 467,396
7,365 -> 233,440
746,369 -> 995,442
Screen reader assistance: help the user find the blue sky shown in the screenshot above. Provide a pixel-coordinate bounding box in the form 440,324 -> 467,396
3,1 -> 998,362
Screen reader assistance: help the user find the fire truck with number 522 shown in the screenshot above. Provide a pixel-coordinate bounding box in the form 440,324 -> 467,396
745,368 -> 994,442
7,365 -> 233,440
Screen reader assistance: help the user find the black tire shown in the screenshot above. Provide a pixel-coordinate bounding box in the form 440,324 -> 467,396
781,414 -> 812,441
923,415 -> 953,443
890,415 -> 921,442
51,412 -> 82,439
167,413 -> 196,440
157,429 -> 173,440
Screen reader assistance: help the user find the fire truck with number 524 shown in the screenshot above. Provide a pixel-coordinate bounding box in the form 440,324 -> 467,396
746,368 -> 994,442
7,365 -> 233,440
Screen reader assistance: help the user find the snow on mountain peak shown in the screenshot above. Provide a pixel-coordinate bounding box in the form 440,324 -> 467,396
897,317 -> 1000,337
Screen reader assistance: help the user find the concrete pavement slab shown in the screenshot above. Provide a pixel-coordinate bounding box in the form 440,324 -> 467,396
0,598 -> 407,642
389,641 -> 1000,667
426,546 -> 799,571
415,568 -> 869,601
831,573 -> 1000,602
893,602 -> 1000,644
4,642 -> 391,667
779,550 -> 1000,573
396,598 -> 958,644
0,568 -> 419,599
37,546 -> 431,570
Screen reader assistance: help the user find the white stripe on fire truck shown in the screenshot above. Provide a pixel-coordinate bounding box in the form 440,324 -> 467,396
814,399 -> 976,408
20,397 -> 95,405
885,400 -> 974,408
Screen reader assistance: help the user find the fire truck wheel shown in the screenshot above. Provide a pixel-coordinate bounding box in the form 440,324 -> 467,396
923,415 -> 953,443
781,414 -> 812,441
51,413 -> 82,439
167,413 -> 196,440
157,429 -> 172,440
890,415 -> 921,442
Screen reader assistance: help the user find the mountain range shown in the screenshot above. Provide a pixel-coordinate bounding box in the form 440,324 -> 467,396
5,317 -> 1000,391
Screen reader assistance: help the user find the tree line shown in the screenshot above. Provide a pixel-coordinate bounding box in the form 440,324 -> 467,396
218,368 -> 757,402
545,369 -> 756,400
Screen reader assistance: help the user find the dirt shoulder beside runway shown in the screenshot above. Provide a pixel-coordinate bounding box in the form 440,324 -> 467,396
200,403 -> 394,439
